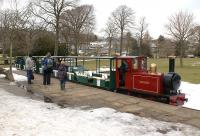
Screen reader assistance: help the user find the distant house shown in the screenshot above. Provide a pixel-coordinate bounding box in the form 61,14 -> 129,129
89,41 -> 107,49
87,41 -> 108,56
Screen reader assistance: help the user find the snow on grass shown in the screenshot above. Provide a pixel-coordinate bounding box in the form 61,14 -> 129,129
3,67 -> 18,71
13,73 -> 27,82
0,74 -> 6,78
2,67 -> 26,82
0,89 -> 199,136
181,82 -> 200,110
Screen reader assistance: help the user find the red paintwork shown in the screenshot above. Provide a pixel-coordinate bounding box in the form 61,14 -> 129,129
132,73 -> 164,95
169,94 -> 186,106
116,56 -> 163,94
115,56 -> 186,105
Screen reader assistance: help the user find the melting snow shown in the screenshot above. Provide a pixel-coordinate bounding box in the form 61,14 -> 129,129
0,89 -> 199,136
0,74 -> 6,78
180,82 -> 200,110
13,73 -> 27,82
3,67 -> 18,71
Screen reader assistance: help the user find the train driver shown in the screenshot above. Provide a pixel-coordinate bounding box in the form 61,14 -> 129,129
120,60 -> 128,86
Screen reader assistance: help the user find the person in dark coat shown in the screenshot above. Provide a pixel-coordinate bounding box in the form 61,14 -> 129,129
120,60 -> 128,86
42,52 -> 53,86
58,61 -> 67,91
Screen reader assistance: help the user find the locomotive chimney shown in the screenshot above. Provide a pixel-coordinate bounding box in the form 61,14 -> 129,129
169,56 -> 175,72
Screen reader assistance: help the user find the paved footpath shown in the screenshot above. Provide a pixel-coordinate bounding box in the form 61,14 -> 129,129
6,70 -> 200,129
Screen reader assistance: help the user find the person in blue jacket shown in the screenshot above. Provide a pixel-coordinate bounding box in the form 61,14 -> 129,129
42,52 -> 53,86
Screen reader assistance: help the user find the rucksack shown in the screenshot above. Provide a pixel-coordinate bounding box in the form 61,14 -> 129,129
46,58 -> 53,68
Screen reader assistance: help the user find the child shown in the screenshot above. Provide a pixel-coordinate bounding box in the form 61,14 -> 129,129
58,61 -> 67,90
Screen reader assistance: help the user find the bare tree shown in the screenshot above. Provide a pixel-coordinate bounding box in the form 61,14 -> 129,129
32,0 -> 77,56
166,11 -> 194,67
125,32 -> 132,55
24,3 -> 46,56
0,0 -> 29,80
137,17 -> 148,55
0,11 -> 18,80
84,24 -> 95,54
193,25 -> 200,56
111,5 -> 135,55
104,18 -> 117,56
0,10 -> 9,59
61,5 -> 95,55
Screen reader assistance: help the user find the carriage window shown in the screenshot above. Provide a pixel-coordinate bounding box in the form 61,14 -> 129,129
133,59 -> 138,70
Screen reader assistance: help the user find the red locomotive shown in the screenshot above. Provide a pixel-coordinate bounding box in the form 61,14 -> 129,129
115,56 -> 186,105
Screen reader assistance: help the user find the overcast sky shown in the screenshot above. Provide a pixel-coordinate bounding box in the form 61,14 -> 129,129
1,0 -> 200,39
81,0 -> 200,39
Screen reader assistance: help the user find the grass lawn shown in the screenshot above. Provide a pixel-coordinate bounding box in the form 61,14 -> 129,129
148,58 -> 200,84
1,57 -> 199,84
73,58 -> 200,84
0,58 -> 4,65
76,59 -> 113,70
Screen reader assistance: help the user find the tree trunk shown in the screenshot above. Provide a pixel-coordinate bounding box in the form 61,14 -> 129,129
74,33 -> 80,56
198,38 -> 200,56
2,44 -> 6,60
180,40 -> 184,67
108,37 -> 112,56
9,42 -> 14,81
26,33 -> 30,56
74,39 -> 78,56
54,22 -> 60,56
120,30 -> 123,56
54,29 -> 59,56
139,37 -> 143,55
126,37 -> 130,55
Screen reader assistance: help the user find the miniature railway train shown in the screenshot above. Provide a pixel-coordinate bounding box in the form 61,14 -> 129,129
15,56 -> 187,106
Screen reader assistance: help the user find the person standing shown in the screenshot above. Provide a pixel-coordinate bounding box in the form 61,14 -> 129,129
42,52 -> 53,86
120,60 -> 128,86
58,61 -> 67,91
25,54 -> 34,92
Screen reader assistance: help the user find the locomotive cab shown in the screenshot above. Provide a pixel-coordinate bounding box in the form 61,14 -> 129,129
116,56 -> 149,90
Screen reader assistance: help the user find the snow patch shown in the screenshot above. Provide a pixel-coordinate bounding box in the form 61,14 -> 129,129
0,74 -> 6,78
13,73 -> 27,82
181,82 -> 200,110
4,67 -> 18,71
192,62 -> 200,66
9,82 -> 17,86
0,89 -> 199,136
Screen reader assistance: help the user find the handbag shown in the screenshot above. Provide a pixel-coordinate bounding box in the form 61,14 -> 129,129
64,72 -> 68,80
31,74 -> 34,80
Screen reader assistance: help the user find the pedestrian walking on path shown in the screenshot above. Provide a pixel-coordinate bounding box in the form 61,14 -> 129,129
58,61 -> 67,91
42,52 -> 53,86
